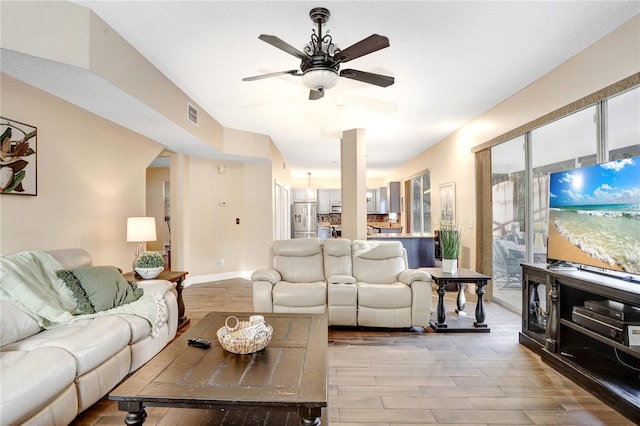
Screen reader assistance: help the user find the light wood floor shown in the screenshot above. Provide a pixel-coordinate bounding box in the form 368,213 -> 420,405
72,279 -> 634,425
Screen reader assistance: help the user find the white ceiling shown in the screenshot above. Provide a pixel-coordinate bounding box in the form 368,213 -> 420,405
65,1 -> 639,178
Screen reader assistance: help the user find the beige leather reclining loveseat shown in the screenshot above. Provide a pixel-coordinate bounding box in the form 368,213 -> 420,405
251,238 -> 432,328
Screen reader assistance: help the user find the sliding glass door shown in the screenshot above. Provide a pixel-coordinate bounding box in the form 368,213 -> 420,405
491,136 -> 525,310
489,85 -> 640,313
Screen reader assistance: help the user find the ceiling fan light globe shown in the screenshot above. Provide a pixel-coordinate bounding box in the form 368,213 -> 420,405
302,68 -> 339,91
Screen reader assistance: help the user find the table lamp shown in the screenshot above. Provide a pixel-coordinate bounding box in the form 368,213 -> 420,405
127,217 -> 157,269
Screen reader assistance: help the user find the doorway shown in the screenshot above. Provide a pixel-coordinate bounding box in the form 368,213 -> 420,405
146,155 -> 172,268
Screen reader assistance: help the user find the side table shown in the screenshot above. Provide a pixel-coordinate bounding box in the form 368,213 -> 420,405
422,267 -> 491,333
124,270 -> 190,330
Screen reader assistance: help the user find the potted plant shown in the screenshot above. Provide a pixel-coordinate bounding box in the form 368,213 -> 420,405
134,251 -> 165,279
439,218 -> 462,274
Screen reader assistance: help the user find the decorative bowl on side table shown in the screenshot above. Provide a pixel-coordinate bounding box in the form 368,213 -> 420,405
134,266 -> 164,279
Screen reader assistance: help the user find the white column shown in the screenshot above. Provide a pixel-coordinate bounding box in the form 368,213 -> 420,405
340,129 -> 367,240
170,152 -> 190,271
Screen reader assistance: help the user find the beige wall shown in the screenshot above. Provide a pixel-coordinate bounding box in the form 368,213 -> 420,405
167,156 -> 275,280
0,74 -> 163,269
242,162 -> 275,269
88,11 -> 225,152
0,73 -> 286,280
1,1 -> 292,282
390,14 -> 640,270
184,157 -> 245,276
1,1 -> 91,69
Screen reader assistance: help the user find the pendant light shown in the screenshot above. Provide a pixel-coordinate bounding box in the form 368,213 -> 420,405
307,172 -> 314,199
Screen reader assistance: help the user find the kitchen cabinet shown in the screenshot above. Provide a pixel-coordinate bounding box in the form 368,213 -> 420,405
317,189 -> 331,213
329,189 -> 341,204
388,181 -> 401,213
378,186 -> 388,213
317,189 -> 340,213
293,188 -> 316,202
366,189 -> 378,213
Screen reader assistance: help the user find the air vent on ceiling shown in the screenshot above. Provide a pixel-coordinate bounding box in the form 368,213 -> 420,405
187,103 -> 198,126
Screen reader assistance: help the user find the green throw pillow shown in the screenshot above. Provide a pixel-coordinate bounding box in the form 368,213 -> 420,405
56,270 -> 96,315
71,265 -> 144,312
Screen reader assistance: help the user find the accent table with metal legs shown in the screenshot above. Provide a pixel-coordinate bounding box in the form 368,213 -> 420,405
423,267 -> 491,333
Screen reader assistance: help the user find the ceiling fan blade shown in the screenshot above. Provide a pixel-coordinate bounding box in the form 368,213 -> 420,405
258,34 -> 309,62
242,70 -> 301,82
309,90 -> 324,100
332,34 -> 390,63
340,69 -> 394,87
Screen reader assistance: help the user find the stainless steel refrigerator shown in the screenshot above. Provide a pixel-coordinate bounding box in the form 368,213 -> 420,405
291,202 -> 317,239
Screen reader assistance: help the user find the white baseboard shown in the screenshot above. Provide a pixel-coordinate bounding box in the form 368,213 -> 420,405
184,270 -> 253,287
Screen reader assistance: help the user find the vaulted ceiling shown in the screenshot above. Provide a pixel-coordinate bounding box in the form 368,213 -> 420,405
54,2 -> 640,178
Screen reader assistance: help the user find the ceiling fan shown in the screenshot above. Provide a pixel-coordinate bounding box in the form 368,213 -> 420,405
242,7 -> 394,100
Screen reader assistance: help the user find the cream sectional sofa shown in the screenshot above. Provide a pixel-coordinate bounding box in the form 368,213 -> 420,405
0,249 -> 178,426
252,238 -> 432,328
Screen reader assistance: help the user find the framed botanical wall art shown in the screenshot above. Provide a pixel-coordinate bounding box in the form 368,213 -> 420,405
439,181 -> 455,221
0,117 -> 37,195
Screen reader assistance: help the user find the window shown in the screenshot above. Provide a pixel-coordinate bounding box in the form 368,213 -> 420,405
608,86 -> 640,160
491,106 -> 598,313
410,171 -> 431,233
479,76 -> 639,316
531,105 -> 598,258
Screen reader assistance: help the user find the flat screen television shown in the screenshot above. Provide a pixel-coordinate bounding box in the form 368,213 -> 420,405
547,155 -> 640,277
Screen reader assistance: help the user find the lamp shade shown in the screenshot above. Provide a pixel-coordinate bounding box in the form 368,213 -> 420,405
127,217 -> 157,242
301,68 -> 339,91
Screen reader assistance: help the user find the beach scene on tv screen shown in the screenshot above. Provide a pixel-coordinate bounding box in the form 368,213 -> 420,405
548,156 -> 640,275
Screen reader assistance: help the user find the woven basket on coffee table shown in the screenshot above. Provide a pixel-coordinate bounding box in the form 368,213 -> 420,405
216,316 -> 273,355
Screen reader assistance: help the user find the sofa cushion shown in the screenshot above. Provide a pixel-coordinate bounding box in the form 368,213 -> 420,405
273,239 -> 324,283
352,240 -> 406,284
272,281 -> 326,307
323,238 -> 353,278
56,270 -> 96,314
352,240 -> 404,260
273,238 -> 323,257
358,305 -> 411,328
75,346 -> 131,412
0,300 -> 42,346
22,384 -> 78,426
46,248 -> 92,269
70,266 -> 143,312
357,282 -> 412,308
116,314 -> 152,344
128,323 -> 171,372
0,347 -> 76,425
2,316 -> 131,376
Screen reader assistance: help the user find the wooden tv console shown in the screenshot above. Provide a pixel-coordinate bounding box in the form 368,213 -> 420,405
519,263 -> 640,423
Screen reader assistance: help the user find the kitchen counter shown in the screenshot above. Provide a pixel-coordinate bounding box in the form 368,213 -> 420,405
368,221 -> 402,228
368,232 -> 436,239
368,233 -> 436,268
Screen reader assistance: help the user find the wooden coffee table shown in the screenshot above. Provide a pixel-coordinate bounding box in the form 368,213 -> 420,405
110,312 -> 327,425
